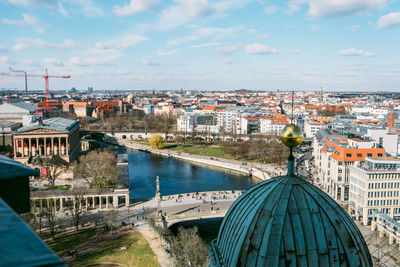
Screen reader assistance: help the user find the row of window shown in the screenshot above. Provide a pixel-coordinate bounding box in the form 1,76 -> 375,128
367,191 -> 400,198
367,199 -> 399,206
346,153 -> 383,158
368,182 -> 400,189
368,173 -> 400,179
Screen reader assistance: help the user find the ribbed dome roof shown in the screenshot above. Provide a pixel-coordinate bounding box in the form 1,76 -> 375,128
209,175 -> 372,267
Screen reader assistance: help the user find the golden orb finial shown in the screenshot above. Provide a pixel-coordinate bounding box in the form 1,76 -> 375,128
280,124 -> 303,148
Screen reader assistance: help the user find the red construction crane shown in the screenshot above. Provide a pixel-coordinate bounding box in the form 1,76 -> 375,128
0,69 -> 71,111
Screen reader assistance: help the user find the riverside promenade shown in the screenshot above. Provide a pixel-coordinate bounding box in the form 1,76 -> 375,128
119,140 -> 284,182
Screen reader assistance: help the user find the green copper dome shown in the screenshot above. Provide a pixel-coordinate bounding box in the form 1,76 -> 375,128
209,175 -> 372,267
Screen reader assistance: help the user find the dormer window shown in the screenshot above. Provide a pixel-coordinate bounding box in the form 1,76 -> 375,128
346,153 -> 352,157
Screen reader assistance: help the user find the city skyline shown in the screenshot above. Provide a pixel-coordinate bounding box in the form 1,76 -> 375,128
0,0 -> 400,91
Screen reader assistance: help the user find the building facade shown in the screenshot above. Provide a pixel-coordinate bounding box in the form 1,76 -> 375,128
13,117 -> 80,164
349,157 -> 400,225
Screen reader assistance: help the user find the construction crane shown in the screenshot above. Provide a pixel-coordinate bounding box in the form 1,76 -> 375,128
0,69 -> 71,111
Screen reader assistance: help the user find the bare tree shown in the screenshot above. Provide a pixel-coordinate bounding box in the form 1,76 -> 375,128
73,149 -> 118,189
103,209 -> 118,234
68,187 -> 88,231
42,156 -> 67,188
42,199 -> 58,240
169,227 -> 209,267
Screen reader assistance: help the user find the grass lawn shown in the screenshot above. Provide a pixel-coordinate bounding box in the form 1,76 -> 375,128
72,231 -> 158,267
46,228 -> 101,256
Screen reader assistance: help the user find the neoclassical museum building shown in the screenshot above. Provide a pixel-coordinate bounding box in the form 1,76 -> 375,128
13,117 -> 80,164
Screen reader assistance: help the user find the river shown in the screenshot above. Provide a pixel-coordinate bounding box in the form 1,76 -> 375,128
127,149 -> 257,199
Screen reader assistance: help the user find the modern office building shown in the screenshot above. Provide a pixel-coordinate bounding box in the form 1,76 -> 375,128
349,157 -> 400,225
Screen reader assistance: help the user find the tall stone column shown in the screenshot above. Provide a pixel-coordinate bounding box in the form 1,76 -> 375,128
85,197 -> 88,210
13,138 -> 17,158
60,198 -> 63,211
28,138 -> 32,156
51,138 -> 54,155
126,194 -> 129,207
36,138 -> 40,155
92,197 -> 95,209
113,195 -> 118,208
58,137 -> 61,155
44,138 -> 47,156
106,197 -> 109,209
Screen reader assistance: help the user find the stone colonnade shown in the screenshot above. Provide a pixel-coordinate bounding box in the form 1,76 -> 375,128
31,192 -> 130,212
370,214 -> 400,250
14,136 -> 69,158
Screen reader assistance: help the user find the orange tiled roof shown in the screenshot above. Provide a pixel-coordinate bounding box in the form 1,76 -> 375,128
203,106 -> 217,111
322,140 -> 385,162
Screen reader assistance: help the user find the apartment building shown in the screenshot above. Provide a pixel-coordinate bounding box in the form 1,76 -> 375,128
259,116 -> 289,135
316,135 -> 385,202
349,157 -> 400,225
304,118 -> 335,138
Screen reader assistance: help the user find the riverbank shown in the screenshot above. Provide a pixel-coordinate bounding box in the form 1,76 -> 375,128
119,140 -> 284,182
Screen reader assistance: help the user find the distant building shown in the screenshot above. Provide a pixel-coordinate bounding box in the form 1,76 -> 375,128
314,132 -> 385,202
0,101 -> 41,125
87,87 -> 93,94
13,117 -> 80,164
349,157 -> 400,225
0,120 -> 20,154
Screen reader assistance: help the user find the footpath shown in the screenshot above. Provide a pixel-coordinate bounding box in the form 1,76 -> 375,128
118,140 -> 284,182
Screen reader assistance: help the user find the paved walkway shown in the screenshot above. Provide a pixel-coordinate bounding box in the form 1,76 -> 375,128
137,224 -> 174,267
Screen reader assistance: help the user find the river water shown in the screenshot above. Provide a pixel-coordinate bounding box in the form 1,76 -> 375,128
127,149 -> 257,199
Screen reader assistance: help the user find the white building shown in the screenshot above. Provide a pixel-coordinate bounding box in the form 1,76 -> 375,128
349,157 -> 400,225
364,128 -> 399,157
259,116 -> 288,135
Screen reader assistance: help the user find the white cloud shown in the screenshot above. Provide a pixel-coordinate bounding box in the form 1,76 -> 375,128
0,56 -> 11,64
113,0 -> 161,16
340,48 -> 376,57
43,57 -> 64,66
377,12 -> 400,29
224,58 -> 236,64
215,45 -> 238,54
308,0 -> 386,17
2,13 -> 46,32
2,13 -> 39,26
7,0 -> 58,8
159,0 -> 214,29
245,44 -> 278,54
21,59 -> 39,66
264,5 -> 278,14
69,56 -> 117,66
191,42 -> 220,48
93,34 -> 148,51
7,0 -> 103,17
291,49 -> 300,54
258,33 -> 269,38
11,38 -> 80,51
156,49 -> 177,56
168,26 -> 242,46
286,0 -> 306,15
141,59 -> 161,66
310,25 -> 320,31
349,25 -> 360,31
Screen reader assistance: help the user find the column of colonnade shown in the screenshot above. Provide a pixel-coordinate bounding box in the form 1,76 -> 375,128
13,136 -> 69,158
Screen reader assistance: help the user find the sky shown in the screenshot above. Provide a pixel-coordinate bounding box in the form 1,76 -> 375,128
0,0 -> 400,92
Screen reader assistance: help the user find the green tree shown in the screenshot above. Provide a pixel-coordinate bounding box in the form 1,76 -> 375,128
149,133 -> 165,149
73,150 -> 118,188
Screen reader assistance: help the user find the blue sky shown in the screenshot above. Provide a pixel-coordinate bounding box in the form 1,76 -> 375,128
0,0 -> 400,91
